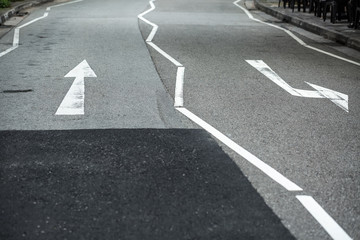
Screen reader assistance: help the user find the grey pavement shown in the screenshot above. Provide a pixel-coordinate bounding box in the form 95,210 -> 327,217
0,1 -> 296,239
0,0 -> 359,239
140,0 -> 359,239
1,0 -> 360,51
0,0 -> 187,129
0,129 -> 295,239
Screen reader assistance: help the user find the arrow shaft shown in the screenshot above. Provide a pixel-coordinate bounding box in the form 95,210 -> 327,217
55,60 -> 96,116
246,60 -> 323,98
55,75 -> 85,115
246,60 -> 349,112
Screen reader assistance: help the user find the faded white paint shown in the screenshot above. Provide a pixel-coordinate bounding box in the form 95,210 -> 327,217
246,60 -> 349,112
174,67 -> 185,107
55,74 -> 85,115
138,0 -> 185,108
0,0 -> 83,58
55,60 -> 96,115
233,0 -> 360,67
139,1 -> 353,240
139,0 -> 303,191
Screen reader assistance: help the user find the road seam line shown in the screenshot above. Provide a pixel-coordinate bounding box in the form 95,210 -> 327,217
139,1 -> 353,239
138,0 -> 302,191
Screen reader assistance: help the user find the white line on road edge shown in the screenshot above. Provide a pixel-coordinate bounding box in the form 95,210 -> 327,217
177,107 -> 303,191
297,196 -> 352,240
46,0 -> 83,11
233,0 -> 360,67
0,0 -> 83,58
138,0 -> 302,191
174,67 -> 185,107
138,0 -> 183,67
138,0 -> 184,107
139,1 -> 352,239
138,0 -> 158,42
147,42 -> 183,67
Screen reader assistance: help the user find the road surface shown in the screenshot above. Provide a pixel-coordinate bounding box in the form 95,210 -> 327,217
0,0 -> 359,239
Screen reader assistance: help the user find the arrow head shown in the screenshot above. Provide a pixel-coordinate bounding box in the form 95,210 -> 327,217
65,60 -> 97,78
306,82 -> 348,112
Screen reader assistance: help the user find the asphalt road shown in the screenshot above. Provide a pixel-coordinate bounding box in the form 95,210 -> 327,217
0,0 -> 185,129
140,0 -> 360,239
0,129 -> 294,239
0,0 -> 359,239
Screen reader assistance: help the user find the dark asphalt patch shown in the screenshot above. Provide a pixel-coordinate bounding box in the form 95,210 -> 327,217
0,129 -> 294,239
2,89 -> 33,93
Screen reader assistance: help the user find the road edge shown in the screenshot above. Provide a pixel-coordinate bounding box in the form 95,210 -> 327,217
0,0 -> 53,25
253,0 -> 360,51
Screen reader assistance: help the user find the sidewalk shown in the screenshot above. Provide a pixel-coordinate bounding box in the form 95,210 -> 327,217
254,0 -> 360,51
0,0 -> 53,25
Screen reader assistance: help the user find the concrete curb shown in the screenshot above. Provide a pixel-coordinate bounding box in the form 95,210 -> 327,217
253,0 -> 360,51
0,0 -> 53,25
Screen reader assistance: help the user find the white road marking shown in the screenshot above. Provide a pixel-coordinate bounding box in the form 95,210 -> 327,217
139,1 -> 353,239
297,196 -> 353,240
306,82 -> 349,112
0,0 -> 83,58
138,0 -> 158,42
177,107 -> 303,191
56,73 -> 85,115
174,67 -> 185,107
13,28 -> 20,47
147,42 -> 183,67
55,60 -> 96,115
233,0 -> 360,67
17,12 -> 49,29
0,46 -> 17,57
247,60 -> 349,112
139,0 -> 302,191
0,13 -> 49,57
138,0 -> 185,108
46,0 -> 83,11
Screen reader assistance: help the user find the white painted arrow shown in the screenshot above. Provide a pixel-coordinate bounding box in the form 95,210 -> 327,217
246,60 -> 348,112
55,60 -> 97,115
